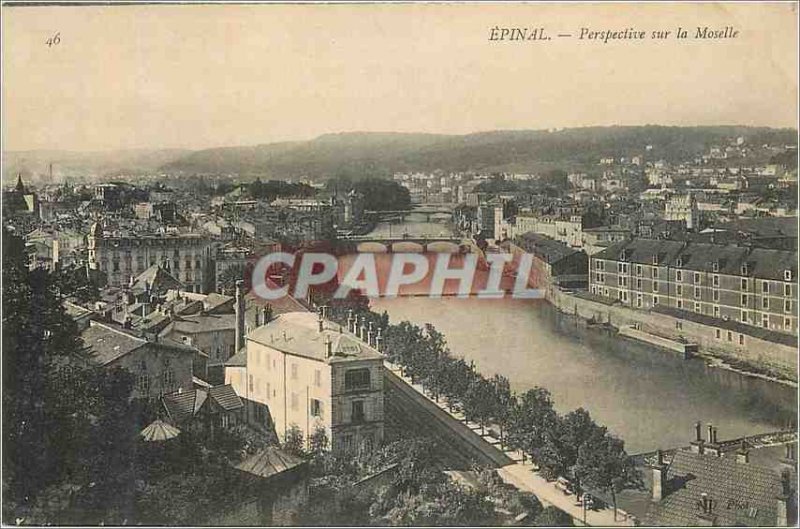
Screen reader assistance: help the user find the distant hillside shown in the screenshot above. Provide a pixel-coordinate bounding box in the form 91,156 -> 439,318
2,148 -> 191,184
161,126 -> 798,179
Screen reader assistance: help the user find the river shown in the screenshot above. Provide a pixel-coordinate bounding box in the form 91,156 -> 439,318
364,213 -> 797,454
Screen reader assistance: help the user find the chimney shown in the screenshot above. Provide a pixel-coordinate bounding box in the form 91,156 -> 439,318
697,493 -> 716,526
325,335 -> 333,358
318,309 -> 324,333
347,310 -> 354,333
691,421 -> 705,454
235,280 -> 245,353
262,306 -> 270,324
367,322 -> 375,346
706,426 -> 720,457
781,443 -> 797,469
376,328 -> 383,352
652,449 -> 667,501
736,441 -> 750,464
123,315 -> 132,329
360,323 -> 367,342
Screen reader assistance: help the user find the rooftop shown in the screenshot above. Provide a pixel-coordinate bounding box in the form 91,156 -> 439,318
247,312 -> 383,364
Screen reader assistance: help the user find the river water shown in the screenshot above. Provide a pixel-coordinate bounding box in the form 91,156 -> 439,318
364,214 -> 797,454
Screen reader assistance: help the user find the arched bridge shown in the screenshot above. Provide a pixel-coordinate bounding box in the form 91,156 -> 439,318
338,234 -> 481,254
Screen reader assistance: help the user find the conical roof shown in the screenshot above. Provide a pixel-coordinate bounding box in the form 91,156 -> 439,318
140,419 -> 181,442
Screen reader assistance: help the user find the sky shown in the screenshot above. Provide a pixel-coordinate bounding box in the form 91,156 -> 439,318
2,2 -> 798,152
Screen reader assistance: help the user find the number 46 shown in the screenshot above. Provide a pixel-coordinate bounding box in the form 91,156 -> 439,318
46,32 -> 60,47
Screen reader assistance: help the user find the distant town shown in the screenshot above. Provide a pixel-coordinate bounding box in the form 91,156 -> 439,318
3,126 -> 798,526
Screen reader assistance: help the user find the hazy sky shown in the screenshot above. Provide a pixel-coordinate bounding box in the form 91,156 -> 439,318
2,2 -> 798,152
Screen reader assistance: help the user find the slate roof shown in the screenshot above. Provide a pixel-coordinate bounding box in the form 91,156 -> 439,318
516,233 -> 584,265
81,321 -> 147,365
235,446 -> 306,479
208,384 -> 244,412
131,264 -> 184,294
162,389 -> 208,423
247,312 -> 383,363
644,450 -> 784,527
595,239 -> 797,280
225,349 -> 248,367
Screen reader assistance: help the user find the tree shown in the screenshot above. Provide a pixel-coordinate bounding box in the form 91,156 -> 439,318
217,264 -> 247,295
463,377 -> 496,435
574,432 -> 638,520
490,374 -> 513,447
283,424 -> 306,457
506,387 -> 560,462
309,426 -> 329,457
534,505 -> 574,526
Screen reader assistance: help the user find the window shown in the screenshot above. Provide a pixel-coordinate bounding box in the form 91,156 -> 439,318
675,321 -> 683,330
345,368 -> 371,391
694,287 -> 701,299
636,278 -> 642,290
713,305 -> 720,318
762,314 -> 769,328
622,291 -> 628,302
694,302 -> 701,313
636,265 -> 642,276
741,278 -> 748,290
786,299 -> 792,313
314,369 -> 322,387
739,334 -> 745,346
636,294 -> 642,308
291,392 -> 298,410
618,276 -> 625,287
785,269 -> 793,281
713,290 -> 720,302
785,284 -> 792,297
653,281 -> 660,293
595,260 -> 603,270
727,331 -> 733,342
653,296 -> 659,305
762,281 -> 769,294
138,374 -> 150,394
310,398 -> 323,417
785,318 -> 792,331
741,294 -> 748,306
713,275 -> 719,287
291,363 -> 298,380
162,369 -> 175,391
248,374 -> 254,393
653,268 -> 659,280
351,401 -> 365,423
677,299 -> 683,309
694,272 -> 700,284
715,329 -> 721,340
741,310 -> 748,323
676,270 -> 683,282
762,298 -> 769,310
677,285 -> 683,296
265,382 -> 271,400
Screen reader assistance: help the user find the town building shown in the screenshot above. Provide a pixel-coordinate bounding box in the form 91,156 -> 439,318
589,239 -> 798,335
664,193 -> 699,230
87,222 -> 215,293
226,310 -> 385,454
512,233 -> 589,290
81,320 -> 195,399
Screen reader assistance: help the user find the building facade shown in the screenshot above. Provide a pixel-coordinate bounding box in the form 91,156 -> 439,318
226,311 -> 385,454
88,223 -> 214,293
589,239 -> 798,335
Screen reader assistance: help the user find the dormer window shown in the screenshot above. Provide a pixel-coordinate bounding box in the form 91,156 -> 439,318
712,261 -> 720,272
741,263 -> 749,275
785,270 -> 793,282
651,254 -> 659,265
676,257 -> 684,267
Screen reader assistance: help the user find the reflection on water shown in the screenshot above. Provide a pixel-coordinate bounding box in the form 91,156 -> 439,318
371,296 -> 797,454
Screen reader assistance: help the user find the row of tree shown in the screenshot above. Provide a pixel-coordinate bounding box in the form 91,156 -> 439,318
324,300 -> 638,512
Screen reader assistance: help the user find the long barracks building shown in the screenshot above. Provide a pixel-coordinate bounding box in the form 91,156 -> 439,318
589,239 -> 797,335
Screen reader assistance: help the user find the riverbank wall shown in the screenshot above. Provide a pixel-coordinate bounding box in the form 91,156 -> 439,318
546,286 -> 798,383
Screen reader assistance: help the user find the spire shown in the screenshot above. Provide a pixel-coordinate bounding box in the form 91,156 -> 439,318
15,173 -> 25,193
